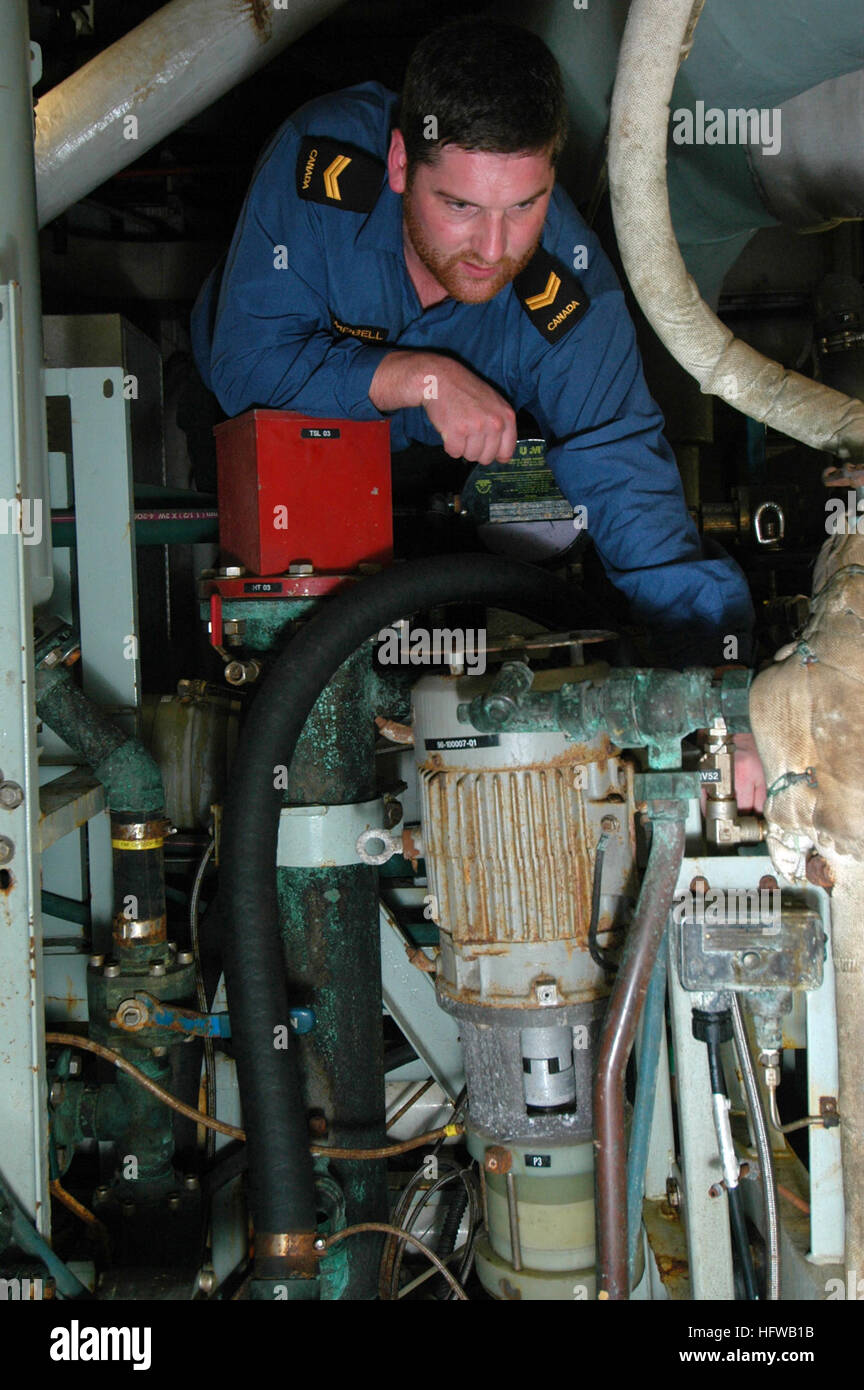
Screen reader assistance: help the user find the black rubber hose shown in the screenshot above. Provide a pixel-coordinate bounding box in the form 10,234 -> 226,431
706,1034 -> 759,1301
221,555 -> 601,1246
588,832 -> 617,972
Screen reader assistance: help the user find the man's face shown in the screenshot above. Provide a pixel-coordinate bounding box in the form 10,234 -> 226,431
388,132 -> 554,304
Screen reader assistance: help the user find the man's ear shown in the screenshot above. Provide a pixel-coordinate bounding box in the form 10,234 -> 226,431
387,128 -> 409,195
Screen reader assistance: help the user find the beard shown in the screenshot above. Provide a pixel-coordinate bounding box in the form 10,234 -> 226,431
403,189 -> 541,305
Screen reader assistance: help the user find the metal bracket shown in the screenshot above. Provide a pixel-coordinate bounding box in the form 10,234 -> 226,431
674,904 -> 825,993
276,798 -> 386,868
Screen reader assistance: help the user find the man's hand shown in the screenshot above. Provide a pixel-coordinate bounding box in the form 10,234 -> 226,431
369,351 -> 517,465
733,731 -> 767,814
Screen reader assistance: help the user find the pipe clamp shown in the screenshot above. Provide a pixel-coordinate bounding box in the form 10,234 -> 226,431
277,798 -> 387,868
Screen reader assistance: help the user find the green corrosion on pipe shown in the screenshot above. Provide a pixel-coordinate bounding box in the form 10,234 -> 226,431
35,662 -> 164,815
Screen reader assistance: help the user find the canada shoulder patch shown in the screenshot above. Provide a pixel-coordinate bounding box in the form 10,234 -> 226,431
296,135 -> 384,213
513,249 -> 590,343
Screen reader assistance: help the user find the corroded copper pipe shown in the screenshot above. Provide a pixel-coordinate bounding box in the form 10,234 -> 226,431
594,804 -> 687,1300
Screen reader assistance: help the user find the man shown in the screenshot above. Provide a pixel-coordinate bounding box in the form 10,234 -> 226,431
191,18 -> 754,671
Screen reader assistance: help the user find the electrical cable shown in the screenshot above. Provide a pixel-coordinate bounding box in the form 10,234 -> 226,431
310,1126 -> 464,1160
387,1168 -> 479,1300
325,1222 -> 468,1300
695,1012 -> 759,1301
0,1164 -> 92,1300
588,832 -> 618,972
380,1157 -> 462,1297
380,1163 -> 481,1300
47,1035 -> 464,1156
46,1033 -> 246,1139
729,994 -> 780,1301
49,1180 -> 112,1261
386,1077 -> 436,1131
190,837 -> 217,1162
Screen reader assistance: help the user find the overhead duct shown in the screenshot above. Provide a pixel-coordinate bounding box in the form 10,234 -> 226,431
34,0 -> 348,228
748,67 -> 864,229
607,0 -> 864,467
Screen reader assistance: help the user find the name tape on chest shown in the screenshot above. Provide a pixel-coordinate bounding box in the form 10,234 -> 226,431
296,135 -> 384,213
513,249 -> 590,343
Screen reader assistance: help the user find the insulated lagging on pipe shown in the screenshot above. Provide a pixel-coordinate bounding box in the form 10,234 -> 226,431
219,554 -> 604,1280
595,806 -> 687,1300
692,1007 -> 759,1301
607,0 -> 864,465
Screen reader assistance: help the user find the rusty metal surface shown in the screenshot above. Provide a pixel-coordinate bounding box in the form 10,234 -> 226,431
483,1145 -> 512,1175
642,1197 -> 692,1299
420,745 -> 632,947
256,1230 -> 317,1277
806,853 -> 835,889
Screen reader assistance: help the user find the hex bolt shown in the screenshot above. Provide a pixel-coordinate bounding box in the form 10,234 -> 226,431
93,1186 -> 110,1204
313,1236 -> 327,1251
166,1192 -> 182,1212
197,1268 -> 216,1294
149,962 -> 166,978
151,1046 -> 168,1058
0,782 -> 24,809
0,837 -> 15,865
103,962 -> 121,979
183,1174 -> 199,1191
177,950 -> 194,966
217,565 -> 245,578
68,1056 -> 81,1077
600,815 -> 620,833
741,951 -> 761,968
167,941 -> 177,955
49,1081 -> 65,1108
89,954 -> 105,969
666,1177 -> 681,1210
288,562 -> 314,576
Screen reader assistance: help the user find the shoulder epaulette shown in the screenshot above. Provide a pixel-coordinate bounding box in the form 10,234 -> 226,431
513,247 -> 590,343
296,135 -> 384,212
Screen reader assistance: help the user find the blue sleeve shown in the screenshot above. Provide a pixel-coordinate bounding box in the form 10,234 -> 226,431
203,122 -> 391,421
521,280 -> 754,665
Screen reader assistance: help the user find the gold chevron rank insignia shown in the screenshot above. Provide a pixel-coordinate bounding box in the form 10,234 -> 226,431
514,249 -> 590,343
524,272 -> 561,311
296,135 -> 384,213
323,154 -> 351,199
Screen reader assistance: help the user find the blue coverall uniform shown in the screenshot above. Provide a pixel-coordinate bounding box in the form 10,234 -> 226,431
191,82 -> 754,664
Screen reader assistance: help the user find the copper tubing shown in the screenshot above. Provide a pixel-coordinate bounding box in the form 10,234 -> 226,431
45,1033 -> 246,1140
46,1034 -> 461,1156
594,806 -> 686,1300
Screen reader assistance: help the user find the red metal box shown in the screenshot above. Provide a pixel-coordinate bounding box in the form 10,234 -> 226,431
214,410 -> 392,575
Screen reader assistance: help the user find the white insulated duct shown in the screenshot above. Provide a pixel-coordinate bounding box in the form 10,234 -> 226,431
34,0 -> 348,228
607,0 -> 864,466
749,67 -> 864,228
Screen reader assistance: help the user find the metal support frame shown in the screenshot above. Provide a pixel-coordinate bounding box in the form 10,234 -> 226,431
43,366 -> 139,716
646,853 -> 843,1299
380,902 -> 464,1100
0,283 -> 49,1229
